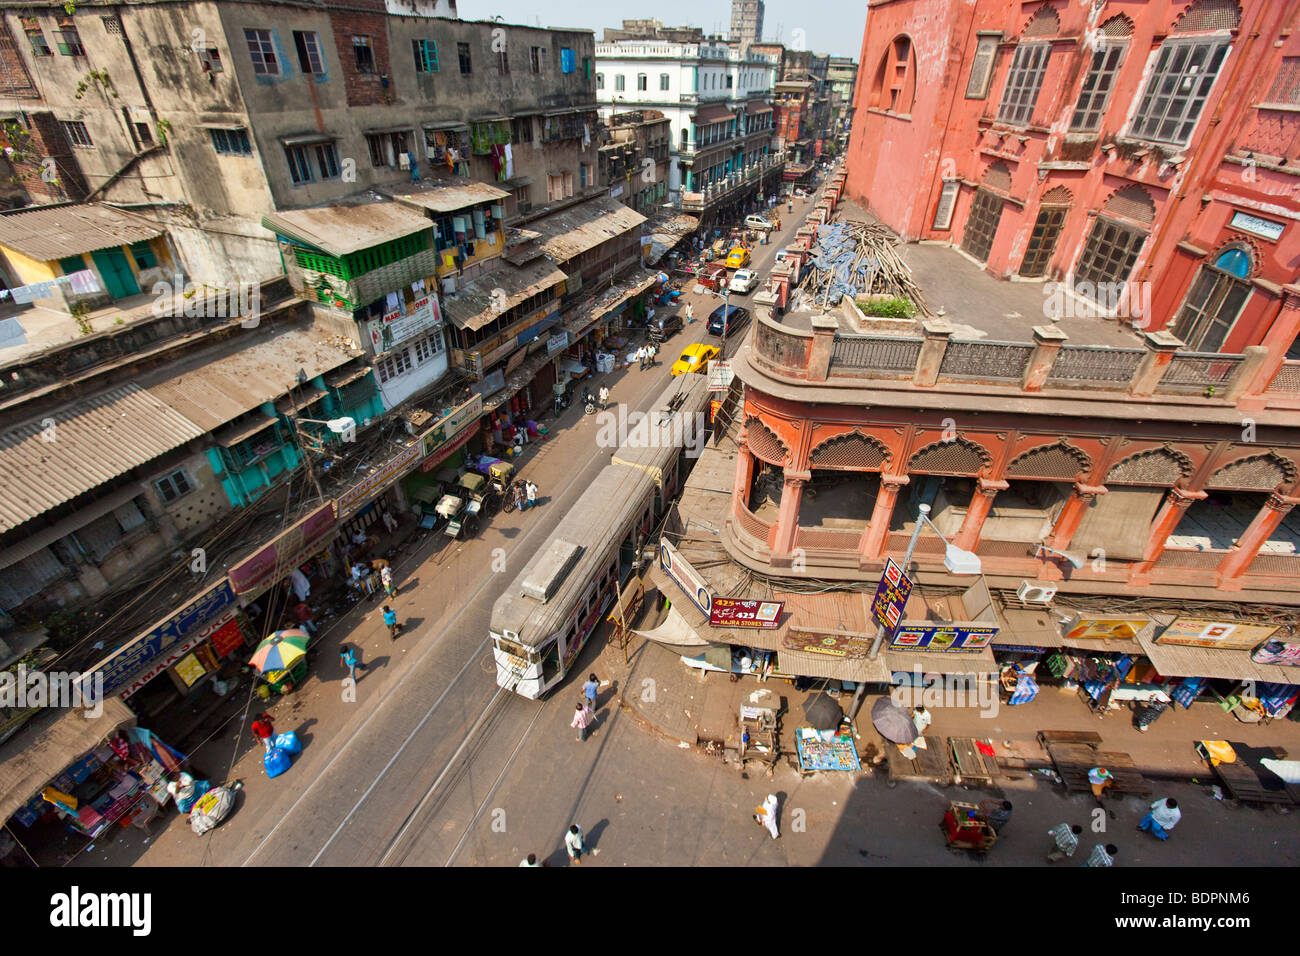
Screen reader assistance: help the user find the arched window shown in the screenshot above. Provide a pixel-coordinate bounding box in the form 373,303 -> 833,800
1172,246 -> 1252,350
871,35 -> 916,114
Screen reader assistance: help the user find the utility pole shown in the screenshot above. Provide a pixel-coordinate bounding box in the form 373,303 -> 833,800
287,378 -> 325,504
867,502 -> 928,661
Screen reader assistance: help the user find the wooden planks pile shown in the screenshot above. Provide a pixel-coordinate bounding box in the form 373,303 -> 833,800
808,220 -> 932,315
887,735 -> 951,786
1047,741 -> 1151,797
950,737 -> 1000,787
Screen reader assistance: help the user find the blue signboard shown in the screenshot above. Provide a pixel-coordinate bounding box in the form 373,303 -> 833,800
888,623 -> 998,651
516,310 -> 561,346
870,558 -> 912,633
78,579 -> 237,698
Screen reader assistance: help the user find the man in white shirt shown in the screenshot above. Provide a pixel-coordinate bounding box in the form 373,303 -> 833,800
1138,797 -> 1181,840
564,824 -> 587,865
912,706 -> 932,735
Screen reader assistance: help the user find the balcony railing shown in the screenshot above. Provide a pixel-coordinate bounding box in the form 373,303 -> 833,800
681,154 -> 786,211
748,312 -> 1293,410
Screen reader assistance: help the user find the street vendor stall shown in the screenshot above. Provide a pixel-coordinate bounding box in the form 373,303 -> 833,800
795,727 -> 860,775
250,629 -> 309,695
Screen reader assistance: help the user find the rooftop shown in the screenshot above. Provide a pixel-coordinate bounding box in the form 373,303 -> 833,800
383,179 -> 511,215
0,203 -> 163,261
441,257 -> 568,331
527,196 -> 646,262
262,200 -> 431,257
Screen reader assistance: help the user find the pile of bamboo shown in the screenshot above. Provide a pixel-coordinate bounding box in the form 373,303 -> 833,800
807,220 -> 931,315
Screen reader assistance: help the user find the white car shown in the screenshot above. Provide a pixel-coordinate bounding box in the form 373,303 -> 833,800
729,269 -> 759,294
744,214 -> 774,231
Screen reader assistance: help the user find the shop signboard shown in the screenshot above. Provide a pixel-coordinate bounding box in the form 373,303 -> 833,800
1063,618 -> 1148,642
419,394 -> 483,459
782,628 -> 874,659
81,588 -> 237,700
1252,638 -> 1300,667
1156,618 -> 1278,650
707,360 -> 734,392
209,618 -> 247,659
870,558 -> 912,633
173,652 -> 208,688
887,624 -> 998,651
365,295 -> 443,354
546,331 -> 569,355
659,538 -> 713,617
1229,211 -> 1285,242
420,421 -> 480,472
710,598 -> 783,629
337,443 -> 422,516
113,610 -> 240,700
227,503 -> 336,601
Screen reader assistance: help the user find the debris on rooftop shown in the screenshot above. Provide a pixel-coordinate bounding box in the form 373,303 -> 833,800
808,220 -> 931,315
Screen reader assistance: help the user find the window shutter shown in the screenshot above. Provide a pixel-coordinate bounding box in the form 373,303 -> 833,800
966,37 -> 998,98
933,181 -> 960,230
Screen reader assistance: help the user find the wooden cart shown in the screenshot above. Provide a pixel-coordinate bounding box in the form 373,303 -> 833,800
739,702 -> 781,775
941,801 -> 997,852
886,735 -> 951,787
1046,741 -> 1151,797
949,737 -> 1000,788
1195,741 -> 1299,807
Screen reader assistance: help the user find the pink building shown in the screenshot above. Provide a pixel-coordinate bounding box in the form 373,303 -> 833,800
846,0 -> 1300,367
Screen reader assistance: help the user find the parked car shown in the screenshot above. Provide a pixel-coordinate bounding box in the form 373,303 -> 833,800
729,269 -> 760,294
725,247 -> 751,269
670,343 -> 721,376
706,303 -> 751,337
744,214 -> 774,231
649,310 -> 683,343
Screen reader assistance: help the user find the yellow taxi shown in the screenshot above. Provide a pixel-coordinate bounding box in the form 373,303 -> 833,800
670,342 -> 721,376
725,246 -> 750,269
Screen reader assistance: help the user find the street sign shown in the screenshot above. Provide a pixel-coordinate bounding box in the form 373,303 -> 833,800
710,597 -> 783,629
871,558 -> 912,633
707,360 -> 734,392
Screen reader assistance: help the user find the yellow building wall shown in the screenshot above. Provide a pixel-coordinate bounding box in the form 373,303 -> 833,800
434,223 -> 505,278
2,246 -> 58,284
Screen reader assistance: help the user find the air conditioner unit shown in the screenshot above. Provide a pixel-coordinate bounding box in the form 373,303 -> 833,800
1016,581 -> 1058,606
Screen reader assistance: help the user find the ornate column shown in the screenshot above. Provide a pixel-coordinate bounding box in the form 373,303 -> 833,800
953,478 -> 1008,553
732,424 -> 753,512
858,474 -> 909,567
1047,483 -> 1107,551
1128,487 -> 1206,585
769,471 -> 809,566
1216,492 -> 1300,589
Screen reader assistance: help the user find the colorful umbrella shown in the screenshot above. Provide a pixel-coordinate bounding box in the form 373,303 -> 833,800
250,629 -> 309,674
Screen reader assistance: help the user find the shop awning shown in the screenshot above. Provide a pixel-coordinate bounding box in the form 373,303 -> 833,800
324,366 -> 373,389
635,604 -> 711,649
1069,487 -> 1165,562
995,607 -> 1064,648
885,648 -> 1000,676
777,648 -> 892,683
1136,630 -> 1298,684
0,698 -> 136,825
213,413 -> 278,448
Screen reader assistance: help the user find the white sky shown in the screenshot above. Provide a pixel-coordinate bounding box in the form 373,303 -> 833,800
457,0 -> 866,60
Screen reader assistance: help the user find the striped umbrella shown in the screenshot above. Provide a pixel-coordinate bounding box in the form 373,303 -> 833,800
249,629 -> 309,674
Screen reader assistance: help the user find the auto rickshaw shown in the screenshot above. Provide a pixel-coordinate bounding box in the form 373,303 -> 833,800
437,493 -> 470,538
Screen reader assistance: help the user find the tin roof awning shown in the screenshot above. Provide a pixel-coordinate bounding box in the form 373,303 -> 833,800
1136,630 -> 1298,684
324,366 -> 373,388
442,258 -> 568,331
275,386 -> 329,415
0,203 -> 164,261
213,413 -> 278,448
381,179 -> 510,213
262,201 -> 431,257
280,131 -> 336,147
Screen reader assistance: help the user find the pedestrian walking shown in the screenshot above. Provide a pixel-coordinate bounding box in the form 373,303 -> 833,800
519,853 -> 542,867
1046,823 -> 1083,862
564,824 -> 587,865
382,604 -> 400,640
1083,843 -> 1119,867
340,644 -> 367,682
572,700 -> 593,741
637,345 -> 647,371
598,385 -> 609,410
647,342 -> 657,367
684,302 -> 694,324
912,706 -> 932,735
753,793 -> 780,839
582,673 -> 600,711
788,199 -> 793,213
984,800 -> 1013,834
513,482 -> 526,512
380,564 -> 396,598
250,713 -> 275,751
1138,797 -> 1181,840
1088,766 -> 1114,812
526,481 -> 539,509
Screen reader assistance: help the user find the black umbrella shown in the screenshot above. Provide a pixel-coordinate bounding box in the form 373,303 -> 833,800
802,693 -> 844,731
871,697 -> 919,744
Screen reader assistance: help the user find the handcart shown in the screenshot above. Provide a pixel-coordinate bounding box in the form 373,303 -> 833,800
941,801 -> 998,852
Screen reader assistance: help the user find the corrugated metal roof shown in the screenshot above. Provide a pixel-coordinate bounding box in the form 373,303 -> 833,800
384,179 -> 510,214
441,258 -> 567,332
262,201 -> 431,257
0,204 -> 163,261
142,327 -> 361,432
0,384 -> 205,533
779,647 -> 892,683
527,196 -> 647,263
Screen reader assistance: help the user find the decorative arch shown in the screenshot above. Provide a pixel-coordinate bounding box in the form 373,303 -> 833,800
745,417 -> 790,466
907,436 -> 992,476
809,430 -> 891,471
1007,441 -> 1092,480
870,35 -> 917,114
1022,5 -> 1061,38
982,160 -> 1013,193
1172,0 -> 1241,34
1207,451 -> 1297,491
1210,241 -> 1254,279
1040,184 -> 1073,205
1103,185 -> 1156,225
1099,13 -> 1136,37
1106,446 -> 1194,485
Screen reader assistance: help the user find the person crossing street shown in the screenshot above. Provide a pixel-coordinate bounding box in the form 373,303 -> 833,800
382,604 -> 401,640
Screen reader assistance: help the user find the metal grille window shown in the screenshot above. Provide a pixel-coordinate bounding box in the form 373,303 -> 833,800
156,469 -> 192,503
1018,205 -> 1068,277
285,145 -> 313,184
130,240 -> 157,269
352,36 -> 374,74
932,181 -> 960,230
1070,43 -> 1125,132
0,548 -> 66,609
457,42 -> 471,74
1074,216 -> 1146,290
961,188 -> 1004,263
1129,39 -> 1228,146
101,16 -> 122,36
367,131 -> 411,168
53,27 -> 85,56
413,39 -> 439,73
61,120 -> 93,148
293,30 -> 324,74
511,115 -> 532,143
1264,57 -> 1300,106
996,42 -> 1050,125
210,128 -> 252,155
1173,261 -> 1251,351
245,29 -> 278,75
315,142 -> 340,180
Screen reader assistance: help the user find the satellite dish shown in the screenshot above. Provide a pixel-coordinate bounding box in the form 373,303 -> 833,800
326,417 -> 356,434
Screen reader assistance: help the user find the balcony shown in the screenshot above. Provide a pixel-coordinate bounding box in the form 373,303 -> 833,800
681,153 -> 786,211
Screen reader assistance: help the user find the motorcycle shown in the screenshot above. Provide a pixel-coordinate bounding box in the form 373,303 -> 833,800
583,389 -> 596,416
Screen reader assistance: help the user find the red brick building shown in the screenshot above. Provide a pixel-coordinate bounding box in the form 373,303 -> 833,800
844,0 -> 1300,365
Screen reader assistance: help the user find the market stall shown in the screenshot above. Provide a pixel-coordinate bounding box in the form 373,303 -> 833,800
795,727 -> 860,774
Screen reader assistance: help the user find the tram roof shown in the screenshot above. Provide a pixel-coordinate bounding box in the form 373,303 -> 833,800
492,464 -> 655,645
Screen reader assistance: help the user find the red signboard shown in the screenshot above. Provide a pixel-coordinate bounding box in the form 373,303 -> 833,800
227,503 -> 336,599
709,598 -> 783,629
209,618 -> 247,659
